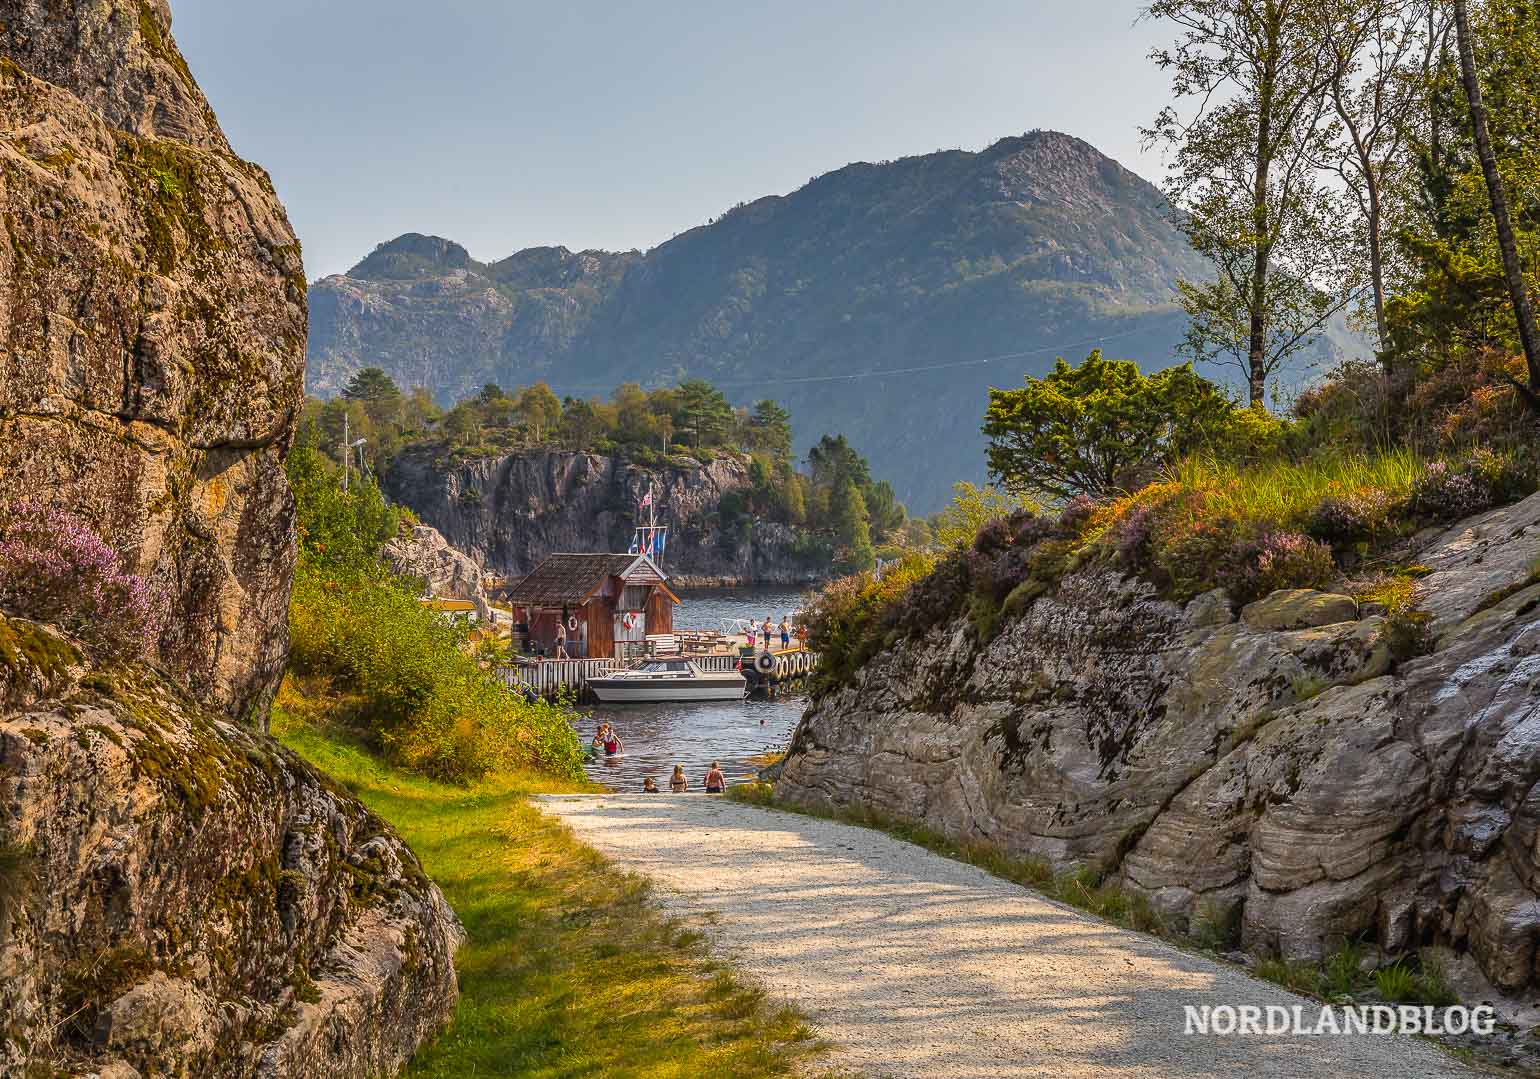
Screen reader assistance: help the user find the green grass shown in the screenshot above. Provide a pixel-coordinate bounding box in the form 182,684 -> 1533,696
1163,451 -> 1425,531
273,707 -> 828,1078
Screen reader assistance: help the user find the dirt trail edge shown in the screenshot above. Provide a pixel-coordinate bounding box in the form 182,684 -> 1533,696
537,794 -> 1479,1079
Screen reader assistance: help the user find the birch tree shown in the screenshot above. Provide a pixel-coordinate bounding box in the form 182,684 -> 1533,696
1144,0 -> 1349,405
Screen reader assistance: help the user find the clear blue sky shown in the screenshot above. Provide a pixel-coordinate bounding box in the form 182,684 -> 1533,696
172,1 -> 1170,280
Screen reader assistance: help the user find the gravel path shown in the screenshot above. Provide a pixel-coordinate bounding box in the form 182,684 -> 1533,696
537,794 -> 1479,1079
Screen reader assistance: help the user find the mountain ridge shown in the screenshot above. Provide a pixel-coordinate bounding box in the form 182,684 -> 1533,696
308,130 -> 1210,511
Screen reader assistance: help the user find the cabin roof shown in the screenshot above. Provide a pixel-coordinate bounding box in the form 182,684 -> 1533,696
503,553 -> 674,606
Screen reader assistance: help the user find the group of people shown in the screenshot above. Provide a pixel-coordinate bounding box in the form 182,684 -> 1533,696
590,723 -> 728,793
642,762 -> 727,794
590,723 -> 622,756
746,614 -> 799,651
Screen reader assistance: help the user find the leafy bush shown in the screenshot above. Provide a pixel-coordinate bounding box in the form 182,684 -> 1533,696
289,567 -> 582,782
0,501 -> 166,657
287,448 -> 582,782
1409,449 -> 1537,522
1373,961 -> 1416,1003
1219,529 -> 1336,605
1362,575 -> 1434,664
800,553 -> 939,691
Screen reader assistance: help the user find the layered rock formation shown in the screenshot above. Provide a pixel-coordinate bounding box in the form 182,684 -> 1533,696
0,4 -> 464,1073
383,523 -> 492,620
779,492 -> 1540,1001
0,616 -> 464,1076
0,0 -> 306,721
384,447 -> 829,588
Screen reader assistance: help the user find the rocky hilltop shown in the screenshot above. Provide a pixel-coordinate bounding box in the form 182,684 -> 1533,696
309,132 -> 1212,512
778,492 -> 1540,1004
385,447 -> 829,587
0,3 -> 462,1072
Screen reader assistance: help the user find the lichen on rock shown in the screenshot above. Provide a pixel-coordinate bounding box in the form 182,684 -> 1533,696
0,616 -> 464,1077
0,0 -> 305,721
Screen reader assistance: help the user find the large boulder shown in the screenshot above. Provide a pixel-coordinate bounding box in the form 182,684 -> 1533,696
0,0 -> 306,722
382,523 -> 492,620
0,616 -> 464,1076
779,491 -> 1540,1004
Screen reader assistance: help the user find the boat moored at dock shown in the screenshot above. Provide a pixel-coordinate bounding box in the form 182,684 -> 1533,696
587,658 -> 748,703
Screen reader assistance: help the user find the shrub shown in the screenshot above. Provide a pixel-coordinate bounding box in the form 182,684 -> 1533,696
1219,529 -> 1336,605
1409,449 -> 1536,523
0,501 -> 166,657
1304,488 -> 1402,547
1363,575 -> 1435,663
1373,961 -> 1416,1003
800,552 -> 939,691
290,566 -> 583,782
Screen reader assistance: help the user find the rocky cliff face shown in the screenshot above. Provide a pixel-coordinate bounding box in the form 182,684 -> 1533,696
0,0 -> 306,721
0,4 -> 464,1073
0,616 -> 464,1077
779,492 -> 1540,1003
384,447 -> 828,588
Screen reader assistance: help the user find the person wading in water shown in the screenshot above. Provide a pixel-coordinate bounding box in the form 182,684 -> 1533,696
670,764 -> 688,792
704,761 -> 727,794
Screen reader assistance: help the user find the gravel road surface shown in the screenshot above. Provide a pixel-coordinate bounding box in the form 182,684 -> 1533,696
537,794 -> 1478,1079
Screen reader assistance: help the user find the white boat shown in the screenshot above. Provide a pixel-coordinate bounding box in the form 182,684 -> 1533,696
588,658 -> 747,703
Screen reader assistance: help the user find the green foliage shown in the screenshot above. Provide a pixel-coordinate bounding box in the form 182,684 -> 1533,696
274,717 -> 825,1078
932,482 -> 1039,549
1189,900 -> 1244,952
1322,943 -> 1368,999
983,351 -> 1245,499
286,450 -> 582,783
1255,957 -> 1322,997
1373,961 -> 1417,1003
799,553 -> 939,690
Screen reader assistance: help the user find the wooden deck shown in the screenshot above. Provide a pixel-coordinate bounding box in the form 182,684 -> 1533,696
496,646 -> 813,700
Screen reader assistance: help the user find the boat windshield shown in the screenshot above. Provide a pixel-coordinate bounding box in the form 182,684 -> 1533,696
634,660 -> 693,675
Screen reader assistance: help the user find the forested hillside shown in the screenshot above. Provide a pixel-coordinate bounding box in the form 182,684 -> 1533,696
308,131 -> 1220,511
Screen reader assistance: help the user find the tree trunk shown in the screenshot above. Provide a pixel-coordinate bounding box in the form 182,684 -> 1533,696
1247,6 -> 1281,409
1452,0 -> 1540,397
1367,178 -> 1389,369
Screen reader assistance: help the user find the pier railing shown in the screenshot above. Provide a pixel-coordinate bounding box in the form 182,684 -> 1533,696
496,658 -> 622,698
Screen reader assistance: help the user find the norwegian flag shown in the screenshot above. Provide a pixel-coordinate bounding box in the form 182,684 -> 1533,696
638,489 -> 653,510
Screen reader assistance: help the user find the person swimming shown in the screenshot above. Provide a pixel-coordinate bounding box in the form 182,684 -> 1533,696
642,776 -> 659,793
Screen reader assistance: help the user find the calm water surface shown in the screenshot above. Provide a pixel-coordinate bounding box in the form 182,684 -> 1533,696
576,586 -> 813,791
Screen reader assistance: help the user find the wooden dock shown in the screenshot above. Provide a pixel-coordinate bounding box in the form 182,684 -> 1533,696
496,647 -> 813,701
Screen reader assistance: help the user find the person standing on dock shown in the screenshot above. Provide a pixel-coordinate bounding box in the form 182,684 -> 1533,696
555,620 -> 569,660
779,616 -> 791,650
761,616 -> 773,650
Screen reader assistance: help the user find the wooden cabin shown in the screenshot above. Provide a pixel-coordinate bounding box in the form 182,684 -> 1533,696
502,553 -> 679,660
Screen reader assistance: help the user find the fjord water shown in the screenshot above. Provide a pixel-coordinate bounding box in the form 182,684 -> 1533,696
578,587 -> 811,791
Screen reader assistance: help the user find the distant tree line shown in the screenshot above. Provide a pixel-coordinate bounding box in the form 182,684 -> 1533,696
298,369 -> 911,571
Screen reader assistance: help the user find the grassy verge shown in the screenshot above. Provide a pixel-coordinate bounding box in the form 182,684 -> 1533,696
273,686 -> 828,1078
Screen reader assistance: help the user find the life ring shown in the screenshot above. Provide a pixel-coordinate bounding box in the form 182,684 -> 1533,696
567,615 -> 578,632
753,652 -> 776,675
